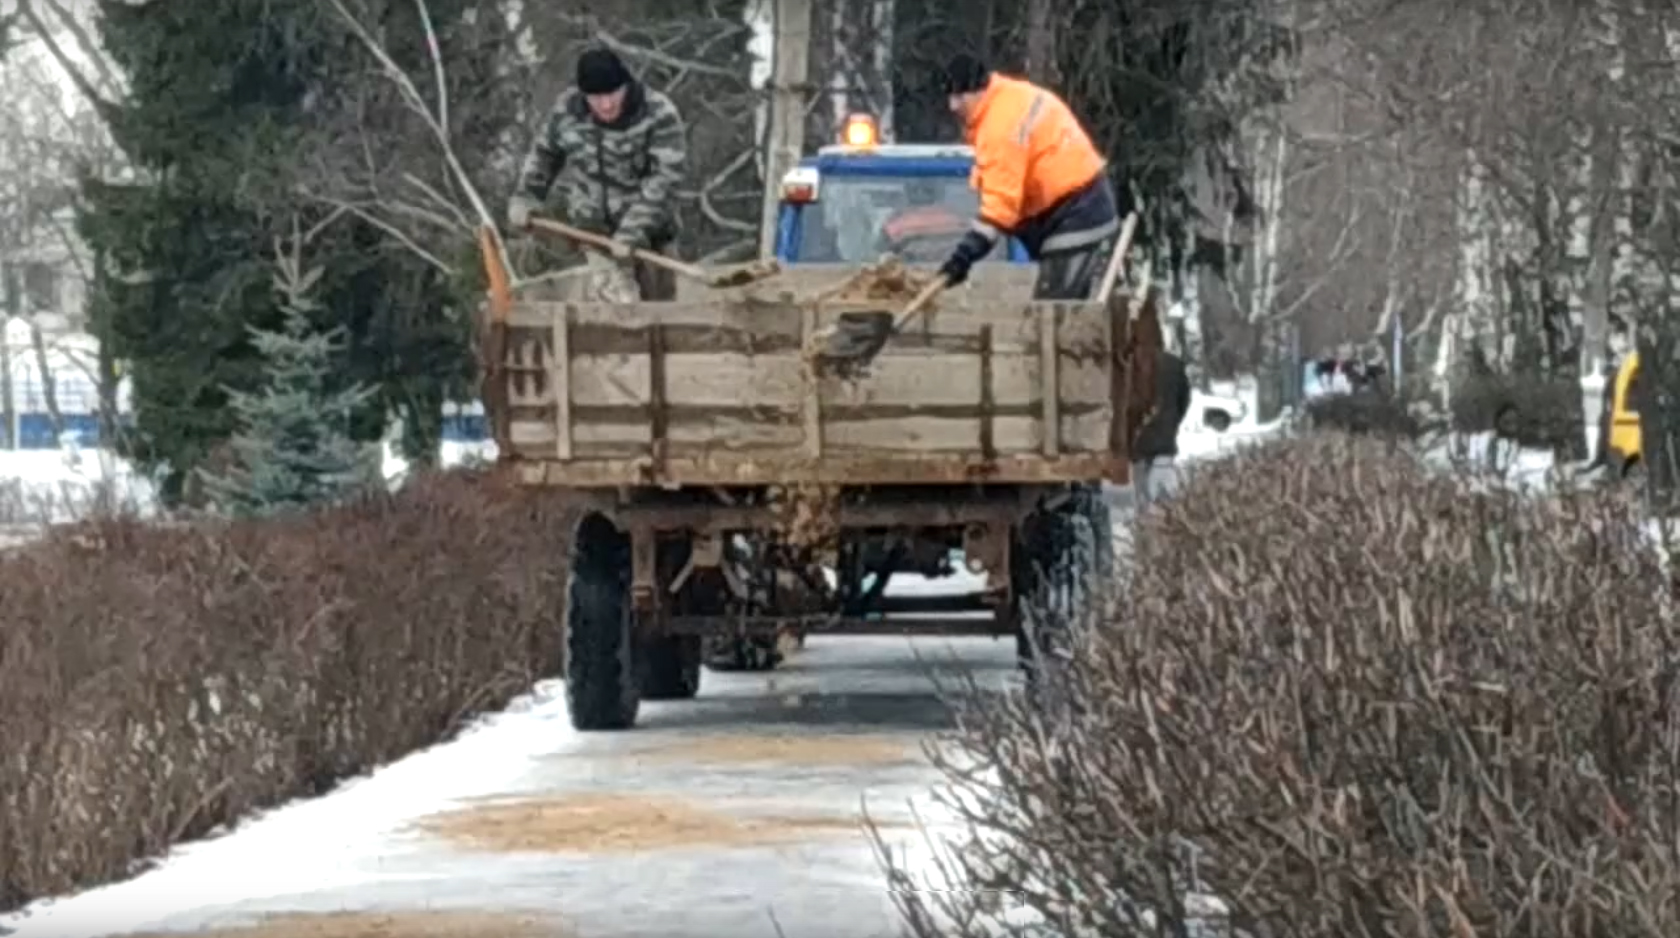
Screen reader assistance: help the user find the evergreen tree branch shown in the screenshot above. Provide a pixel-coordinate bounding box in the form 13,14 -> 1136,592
199,212 -> 378,517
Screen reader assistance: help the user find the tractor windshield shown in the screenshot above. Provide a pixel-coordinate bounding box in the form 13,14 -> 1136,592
791,174 -> 1007,265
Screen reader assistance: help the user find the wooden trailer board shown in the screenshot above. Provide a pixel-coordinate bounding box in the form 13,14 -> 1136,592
486,284 -> 1134,489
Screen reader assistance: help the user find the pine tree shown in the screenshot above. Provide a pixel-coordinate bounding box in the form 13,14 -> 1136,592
200,244 -> 375,518
77,0 -> 502,503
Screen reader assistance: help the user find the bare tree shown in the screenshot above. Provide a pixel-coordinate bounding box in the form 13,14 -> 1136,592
301,0 -> 765,282
0,22 -> 121,446
6,0 -> 130,452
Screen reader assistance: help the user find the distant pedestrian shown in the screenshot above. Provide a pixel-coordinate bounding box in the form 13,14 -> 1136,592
1132,347 -> 1192,509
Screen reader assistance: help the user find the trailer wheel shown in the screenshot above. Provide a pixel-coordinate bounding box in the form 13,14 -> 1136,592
1012,485 -> 1110,678
565,514 -> 639,731
638,636 -> 703,699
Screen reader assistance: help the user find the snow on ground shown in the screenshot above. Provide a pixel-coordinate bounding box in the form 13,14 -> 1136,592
0,446 -> 156,522
0,440 -> 495,541
0,636 -> 1001,938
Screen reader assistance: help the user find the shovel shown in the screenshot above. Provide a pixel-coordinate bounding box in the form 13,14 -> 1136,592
528,216 -> 781,289
814,275 -> 950,372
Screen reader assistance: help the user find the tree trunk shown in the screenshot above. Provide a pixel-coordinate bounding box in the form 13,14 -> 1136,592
28,321 -> 64,440
1580,99 -> 1620,459
760,0 -> 813,255
1022,0 -> 1056,85
1637,316 -> 1680,508
808,0 -> 893,143
0,266 -> 16,450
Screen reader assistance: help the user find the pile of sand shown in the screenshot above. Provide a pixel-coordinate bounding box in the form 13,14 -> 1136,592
805,256 -> 940,306
412,792 -> 894,854
621,733 -> 923,767
117,911 -> 565,938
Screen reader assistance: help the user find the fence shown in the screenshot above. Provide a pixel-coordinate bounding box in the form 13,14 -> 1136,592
0,409 -> 488,451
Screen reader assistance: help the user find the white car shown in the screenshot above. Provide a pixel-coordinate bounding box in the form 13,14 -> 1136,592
1189,390 -> 1248,433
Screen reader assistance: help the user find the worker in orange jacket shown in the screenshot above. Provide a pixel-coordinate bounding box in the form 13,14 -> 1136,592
936,54 -> 1120,300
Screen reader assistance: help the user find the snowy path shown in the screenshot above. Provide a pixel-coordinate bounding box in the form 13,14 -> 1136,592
1,636 -> 1019,938
0,433 -> 1273,938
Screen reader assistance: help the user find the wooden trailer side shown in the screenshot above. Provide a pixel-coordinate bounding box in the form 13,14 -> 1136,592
488,292 -> 1139,488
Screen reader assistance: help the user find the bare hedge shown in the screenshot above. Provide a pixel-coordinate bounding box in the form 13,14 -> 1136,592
1452,373 -> 1585,455
0,471 -> 575,913
897,434 -> 1680,937
1303,392 -> 1422,439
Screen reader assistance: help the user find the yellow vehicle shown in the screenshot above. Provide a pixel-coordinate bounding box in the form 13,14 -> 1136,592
1607,350 -> 1642,476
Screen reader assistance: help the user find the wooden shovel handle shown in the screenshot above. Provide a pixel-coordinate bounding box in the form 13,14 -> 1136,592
478,225 -> 512,324
1094,212 -> 1140,306
890,276 -> 950,332
528,216 -> 707,281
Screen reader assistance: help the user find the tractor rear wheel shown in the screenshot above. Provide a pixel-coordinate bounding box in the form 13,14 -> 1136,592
638,635 -> 703,699
565,515 -> 639,731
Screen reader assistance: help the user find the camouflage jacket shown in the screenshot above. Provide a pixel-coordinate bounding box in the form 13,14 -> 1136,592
515,82 -> 687,249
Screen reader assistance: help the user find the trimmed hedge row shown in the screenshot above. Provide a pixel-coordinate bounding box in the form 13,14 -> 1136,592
0,471 -> 576,913
897,434 -> 1680,936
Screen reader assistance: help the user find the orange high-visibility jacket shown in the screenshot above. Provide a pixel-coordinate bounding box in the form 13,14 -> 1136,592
964,75 -> 1106,234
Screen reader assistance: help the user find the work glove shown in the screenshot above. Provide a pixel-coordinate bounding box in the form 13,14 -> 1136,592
506,194 -> 539,231
938,229 -> 994,287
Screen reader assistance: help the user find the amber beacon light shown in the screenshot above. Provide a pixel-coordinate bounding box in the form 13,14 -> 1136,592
840,113 -> 879,147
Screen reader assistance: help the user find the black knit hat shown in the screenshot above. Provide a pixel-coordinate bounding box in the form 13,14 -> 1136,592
577,47 -> 632,95
941,53 -> 990,95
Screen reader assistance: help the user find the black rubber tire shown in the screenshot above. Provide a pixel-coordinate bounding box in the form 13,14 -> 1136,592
703,636 -> 784,672
1011,484 -> 1109,677
638,635 -> 703,699
565,516 -> 639,731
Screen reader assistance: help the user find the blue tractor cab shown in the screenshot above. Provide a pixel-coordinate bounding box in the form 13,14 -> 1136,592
772,114 -> 1029,266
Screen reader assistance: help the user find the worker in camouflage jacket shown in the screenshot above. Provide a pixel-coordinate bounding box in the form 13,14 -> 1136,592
508,48 -> 688,302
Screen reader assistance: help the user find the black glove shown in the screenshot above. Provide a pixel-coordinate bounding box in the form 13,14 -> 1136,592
938,229 -> 995,286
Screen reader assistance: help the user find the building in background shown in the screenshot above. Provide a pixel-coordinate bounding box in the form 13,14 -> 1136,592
1,207 -> 124,449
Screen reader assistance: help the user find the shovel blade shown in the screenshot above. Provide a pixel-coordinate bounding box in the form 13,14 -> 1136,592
823,310 -> 894,356
707,258 -> 783,288
815,310 -> 895,371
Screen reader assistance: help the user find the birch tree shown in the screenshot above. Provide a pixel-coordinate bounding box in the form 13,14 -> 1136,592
0,13 -> 123,447
8,0 -> 130,450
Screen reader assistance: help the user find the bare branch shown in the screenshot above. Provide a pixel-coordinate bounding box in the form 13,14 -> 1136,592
15,0 -> 113,113
698,146 -> 759,234
322,0 -> 511,278
35,0 -> 119,94
593,27 -> 742,79
412,0 -> 449,146
297,189 -> 453,276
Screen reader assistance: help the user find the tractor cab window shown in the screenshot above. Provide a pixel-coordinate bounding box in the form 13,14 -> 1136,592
792,175 -> 1006,264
